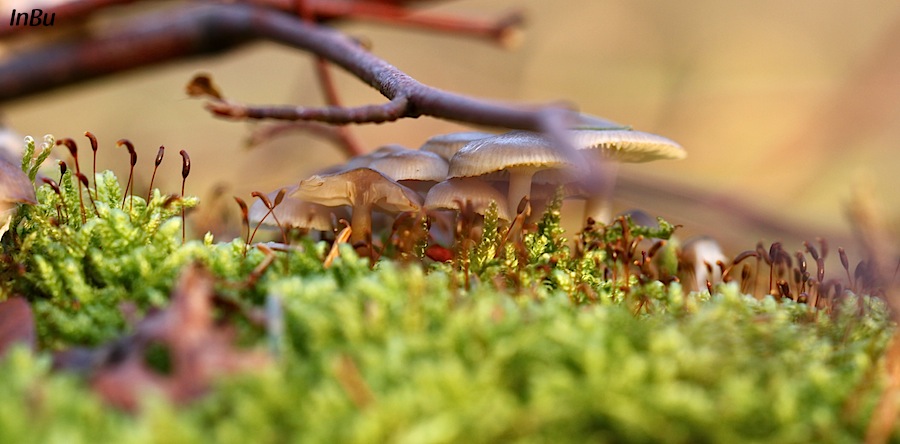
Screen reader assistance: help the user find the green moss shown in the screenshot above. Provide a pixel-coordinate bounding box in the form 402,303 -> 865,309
2,137 -> 327,347
1,266 -> 894,443
0,138 -> 897,442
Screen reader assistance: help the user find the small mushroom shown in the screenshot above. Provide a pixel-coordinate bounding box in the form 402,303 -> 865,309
418,131 -> 494,161
0,158 -> 36,239
424,178 -> 513,222
568,112 -> 624,130
341,144 -> 409,171
425,178 -> 512,247
570,129 -> 685,163
248,185 -> 347,234
680,236 -> 726,292
0,124 -> 24,167
569,129 -> 685,223
367,149 -> 449,195
448,131 -> 581,215
291,168 -> 422,245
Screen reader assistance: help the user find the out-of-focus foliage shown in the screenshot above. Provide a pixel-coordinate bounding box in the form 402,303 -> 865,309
0,266 -> 894,442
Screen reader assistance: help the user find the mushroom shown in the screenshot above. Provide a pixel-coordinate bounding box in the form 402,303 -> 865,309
570,129 -> 686,163
425,178 -> 513,221
680,236 -> 726,292
424,178 -> 512,246
448,131 -> 581,216
341,144 -> 409,171
248,185 -> 347,235
367,149 -> 449,195
418,131 -> 494,161
0,124 -> 24,167
568,112 -> 624,130
291,168 -> 422,245
569,129 -> 685,223
0,157 -> 36,239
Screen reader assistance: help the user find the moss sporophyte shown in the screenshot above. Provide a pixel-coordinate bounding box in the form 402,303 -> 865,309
0,133 -> 897,442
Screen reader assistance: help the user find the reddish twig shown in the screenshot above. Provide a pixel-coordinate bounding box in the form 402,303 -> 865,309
293,0 -> 365,156
310,53 -> 365,156
1,0 -> 518,43
258,0 -> 523,45
245,121 -> 349,149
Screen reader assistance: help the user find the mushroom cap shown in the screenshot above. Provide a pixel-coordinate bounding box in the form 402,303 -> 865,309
367,149 -> 449,183
342,144 -> 410,171
419,131 -> 494,161
293,167 -> 422,213
249,185 -> 343,231
0,158 -> 36,207
681,236 -> 726,290
569,129 -> 686,163
568,112 -> 624,130
0,125 -> 24,167
448,131 -> 581,183
424,178 -> 512,221
616,209 -> 659,229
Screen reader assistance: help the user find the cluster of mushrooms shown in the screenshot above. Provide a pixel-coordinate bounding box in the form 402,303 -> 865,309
251,124 -> 686,249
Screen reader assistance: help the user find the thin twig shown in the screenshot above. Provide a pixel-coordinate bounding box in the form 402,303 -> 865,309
311,57 -> 364,156
245,121 -> 348,148
206,96 -> 410,124
258,0 -> 523,46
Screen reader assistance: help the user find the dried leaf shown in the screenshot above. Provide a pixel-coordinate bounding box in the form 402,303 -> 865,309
0,296 -> 36,357
324,222 -> 353,268
0,157 -> 36,209
86,263 -> 269,411
185,73 -> 223,100
1,157 -> 35,238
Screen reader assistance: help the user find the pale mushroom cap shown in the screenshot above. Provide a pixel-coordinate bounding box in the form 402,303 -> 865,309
568,112 -> 624,130
419,131 -> 494,161
249,185 -> 342,231
0,126 -> 24,167
293,167 -> 422,213
0,159 -> 34,239
616,209 -> 658,228
569,129 -> 686,163
342,144 -> 410,171
448,131 -> 579,182
367,149 -> 449,183
0,158 -> 36,207
424,178 -> 512,221
681,236 -> 727,290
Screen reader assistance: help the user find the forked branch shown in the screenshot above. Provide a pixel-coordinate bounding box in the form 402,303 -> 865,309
0,3 -> 576,156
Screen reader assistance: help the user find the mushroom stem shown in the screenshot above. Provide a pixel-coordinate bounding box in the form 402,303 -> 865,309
582,162 -> 619,224
349,202 -> 373,245
507,169 -> 535,216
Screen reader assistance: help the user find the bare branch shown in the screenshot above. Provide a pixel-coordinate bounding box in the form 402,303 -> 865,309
205,95 -> 410,124
0,3 -> 577,153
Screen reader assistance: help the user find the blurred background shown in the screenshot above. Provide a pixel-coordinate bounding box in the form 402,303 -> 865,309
2,0 -> 899,256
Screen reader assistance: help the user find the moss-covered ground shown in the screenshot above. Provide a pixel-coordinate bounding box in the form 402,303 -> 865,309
0,136 -> 896,442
